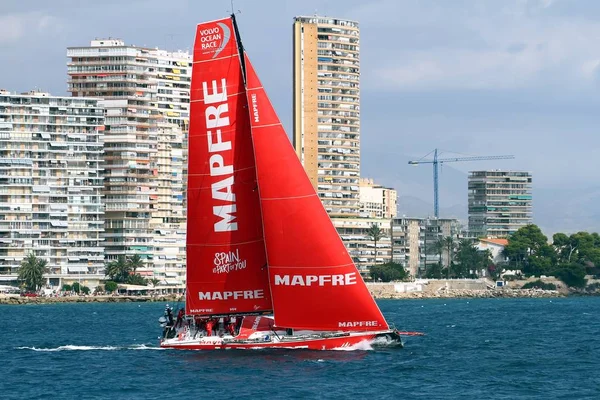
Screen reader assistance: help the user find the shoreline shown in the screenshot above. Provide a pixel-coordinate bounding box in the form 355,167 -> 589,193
3,289 -> 598,305
0,294 -> 184,305
371,288 -> 569,300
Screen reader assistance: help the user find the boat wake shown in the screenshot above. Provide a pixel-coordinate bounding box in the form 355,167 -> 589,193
16,344 -> 164,352
332,339 -> 375,351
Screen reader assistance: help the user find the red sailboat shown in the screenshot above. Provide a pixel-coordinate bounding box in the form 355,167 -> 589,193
159,14 -> 403,350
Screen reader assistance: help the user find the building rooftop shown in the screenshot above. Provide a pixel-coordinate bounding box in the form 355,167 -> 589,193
480,238 -> 509,246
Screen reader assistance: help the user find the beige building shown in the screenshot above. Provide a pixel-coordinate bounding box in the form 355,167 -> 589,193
333,217 -> 392,275
391,217 -> 462,278
67,39 -> 190,285
293,16 -> 361,217
358,178 -> 397,219
0,90 -> 104,289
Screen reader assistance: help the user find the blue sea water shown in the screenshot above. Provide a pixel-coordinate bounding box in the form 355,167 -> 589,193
1,297 -> 599,399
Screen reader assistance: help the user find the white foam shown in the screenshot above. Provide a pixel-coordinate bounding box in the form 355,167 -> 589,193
17,344 -> 164,352
332,339 -> 374,351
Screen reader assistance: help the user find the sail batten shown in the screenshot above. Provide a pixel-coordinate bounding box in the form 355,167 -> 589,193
243,53 -> 389,332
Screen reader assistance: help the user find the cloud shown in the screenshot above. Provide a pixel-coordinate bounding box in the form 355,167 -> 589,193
0,12 -> 63,45
0,15 -> 26,44
349,0 -> 600,91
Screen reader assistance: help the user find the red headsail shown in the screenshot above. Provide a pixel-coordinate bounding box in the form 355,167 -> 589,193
243,53 -> 389,331
185,18 -> 272,316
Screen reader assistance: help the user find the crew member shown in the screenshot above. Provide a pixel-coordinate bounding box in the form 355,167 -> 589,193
175,308 -> 184,328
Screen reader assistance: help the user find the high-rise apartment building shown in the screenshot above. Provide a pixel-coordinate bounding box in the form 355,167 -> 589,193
468,170 -> 532,238
359,178 -> 397,219
0,90 -> 104,288
67,40 -> 190,284
293,16 -> 361,217
391,217 -> 461,278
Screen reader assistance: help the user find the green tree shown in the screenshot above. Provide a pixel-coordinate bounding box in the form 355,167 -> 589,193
127,254 -> 145,274
17,253 -> 48,292
432,237 -> 445,268
127,273 -> 148,286
367,224 -> 383,263
569,232 -> 600,267
369,262 -> 408,282
104,281 -> 118,293
62,284 -> 72,292
555,263 -> 587,288
553,233 -> 578,263
106,255 -> 131,283
72,282 -> 81,293
149,278 -> 160,287
444,236 -> 456,268
504,224 -> 549,270
454,239 -> 478,278
425,262 -> 443,279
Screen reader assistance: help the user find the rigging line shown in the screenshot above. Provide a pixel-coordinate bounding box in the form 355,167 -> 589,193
415,148 -> 436,162
261,193 -> 317,201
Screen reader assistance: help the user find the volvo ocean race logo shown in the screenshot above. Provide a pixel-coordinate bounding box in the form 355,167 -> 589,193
199,22 -> 231,58
213,249 -> 247,274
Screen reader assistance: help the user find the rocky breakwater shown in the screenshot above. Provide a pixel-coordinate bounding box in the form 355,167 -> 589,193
0,294 -> 183,305
367,282 -> 565,299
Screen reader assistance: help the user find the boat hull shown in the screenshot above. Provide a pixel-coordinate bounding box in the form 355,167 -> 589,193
160,329 -> 403,351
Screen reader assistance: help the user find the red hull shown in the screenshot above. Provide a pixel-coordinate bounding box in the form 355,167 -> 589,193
160,330 -> 402,351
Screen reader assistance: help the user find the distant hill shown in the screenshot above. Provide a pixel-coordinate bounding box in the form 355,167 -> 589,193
533,186 -> 600,235
361,152 -> 600,236
395,195 -> 466,222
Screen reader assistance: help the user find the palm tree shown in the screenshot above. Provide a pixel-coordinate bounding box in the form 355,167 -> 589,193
367,224 -> 383,263
106,255 -> 131,283
149,278 -> 160,287
443,236 -> 456,278
18,253 -> 48,292
432,237 -> 445,267
127,254 -> 145,275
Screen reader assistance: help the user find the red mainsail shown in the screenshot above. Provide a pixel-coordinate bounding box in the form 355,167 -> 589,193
185,18 -> 272,316
243,53 -> 389,332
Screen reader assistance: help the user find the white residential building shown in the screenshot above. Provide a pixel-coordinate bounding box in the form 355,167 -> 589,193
0,90 -> 104,289
67,40 -> 190,285
468,170 -> 533,238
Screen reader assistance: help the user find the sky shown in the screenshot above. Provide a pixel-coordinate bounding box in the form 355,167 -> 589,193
1,0 -> 599,231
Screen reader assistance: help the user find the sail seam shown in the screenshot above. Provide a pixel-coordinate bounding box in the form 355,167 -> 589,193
262,193 -> 317,200
193,54 -> 237,64
187,165 -> 257,176
190,90 -> 247,103
187,239 -> 264,247
269,263 -> 355,269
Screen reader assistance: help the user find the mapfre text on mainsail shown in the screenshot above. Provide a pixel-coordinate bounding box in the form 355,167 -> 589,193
203,78 -> 238,232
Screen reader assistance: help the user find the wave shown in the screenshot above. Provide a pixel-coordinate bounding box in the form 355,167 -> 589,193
16,344 -> 165,352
